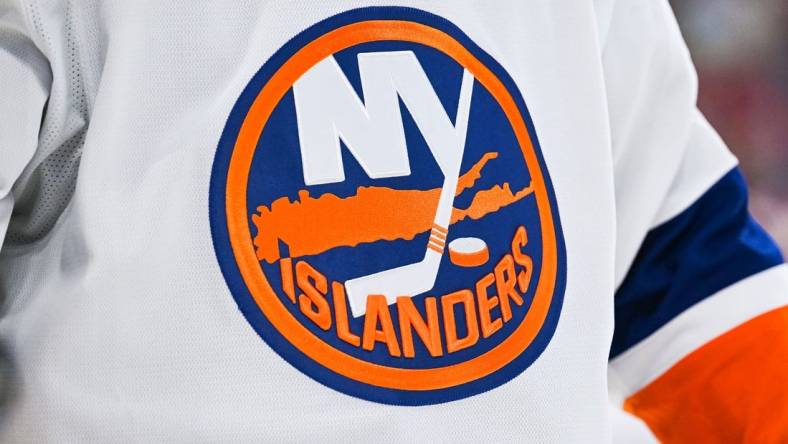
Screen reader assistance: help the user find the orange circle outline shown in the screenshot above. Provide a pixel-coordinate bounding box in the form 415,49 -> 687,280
225,20 -> 558,391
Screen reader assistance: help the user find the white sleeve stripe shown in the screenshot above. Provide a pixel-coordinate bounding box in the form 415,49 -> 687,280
651,110 -> 737,228
609,263 -> 788,398
0,196 -> 13,247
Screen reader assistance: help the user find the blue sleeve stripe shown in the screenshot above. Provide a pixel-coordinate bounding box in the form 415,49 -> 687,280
610,167 -> 785,358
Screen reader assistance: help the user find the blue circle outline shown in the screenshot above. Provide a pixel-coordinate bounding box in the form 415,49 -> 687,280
209,6 -> 567,406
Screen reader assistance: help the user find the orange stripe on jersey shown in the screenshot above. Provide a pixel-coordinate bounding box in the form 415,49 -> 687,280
432,224 -> 448,235
431,228 -> 447,241
624,305 -> 788,443
429,235 -> 446,248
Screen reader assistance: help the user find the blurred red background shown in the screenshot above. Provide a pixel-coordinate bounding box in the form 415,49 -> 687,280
672,0 -> 788,250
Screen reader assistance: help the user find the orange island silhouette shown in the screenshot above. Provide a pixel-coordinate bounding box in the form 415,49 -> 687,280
252,151 -> 534,264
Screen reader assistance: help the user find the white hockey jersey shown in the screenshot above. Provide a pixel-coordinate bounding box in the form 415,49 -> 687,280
1,1 -> 786,442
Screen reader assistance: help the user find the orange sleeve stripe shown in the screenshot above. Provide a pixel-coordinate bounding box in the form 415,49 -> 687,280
624,305 -> 788,443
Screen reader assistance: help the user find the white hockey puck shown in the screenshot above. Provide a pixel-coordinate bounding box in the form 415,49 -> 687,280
448,237 -> 489,267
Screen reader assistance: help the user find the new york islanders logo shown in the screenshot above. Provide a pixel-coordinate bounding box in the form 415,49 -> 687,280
210,7 -> 566,405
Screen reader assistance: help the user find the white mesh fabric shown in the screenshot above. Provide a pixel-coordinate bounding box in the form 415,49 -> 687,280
6,0 -> 95,246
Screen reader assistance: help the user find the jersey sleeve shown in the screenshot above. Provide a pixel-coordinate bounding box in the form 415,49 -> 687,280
600,1 -> 788,441
0,1 -> 51,248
